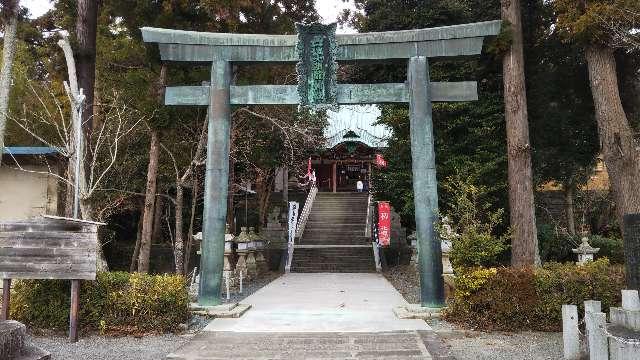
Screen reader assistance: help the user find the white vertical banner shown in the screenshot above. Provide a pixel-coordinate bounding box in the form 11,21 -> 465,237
288,201 -> 299,244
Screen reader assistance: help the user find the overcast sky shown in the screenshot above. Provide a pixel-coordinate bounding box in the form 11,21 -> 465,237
22,0 -> 359,33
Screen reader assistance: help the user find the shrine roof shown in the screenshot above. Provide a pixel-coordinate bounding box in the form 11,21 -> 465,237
325,105 -> 389,149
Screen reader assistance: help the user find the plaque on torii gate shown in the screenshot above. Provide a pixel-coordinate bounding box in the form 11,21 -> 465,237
142,19 -> 501,308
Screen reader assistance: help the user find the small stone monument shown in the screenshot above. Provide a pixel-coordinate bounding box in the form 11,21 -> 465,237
441,239 -> 453,275
572,237 -> 600,265
234,227 -> 250,291
408,231 -> 418,269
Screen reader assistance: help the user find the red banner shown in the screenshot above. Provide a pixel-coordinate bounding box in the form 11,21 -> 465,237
378,201 -> 391,246
375,153 -> 387,168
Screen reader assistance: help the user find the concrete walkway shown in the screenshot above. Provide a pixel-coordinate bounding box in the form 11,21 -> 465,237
167,274 -> 443,359
205,273 -> 430,332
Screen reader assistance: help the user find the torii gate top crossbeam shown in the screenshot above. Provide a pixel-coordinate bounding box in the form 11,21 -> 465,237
141,20 -> 501,62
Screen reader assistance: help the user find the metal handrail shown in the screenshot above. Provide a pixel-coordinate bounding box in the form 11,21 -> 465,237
364,192 -> 374,239
295,184 -> 318,239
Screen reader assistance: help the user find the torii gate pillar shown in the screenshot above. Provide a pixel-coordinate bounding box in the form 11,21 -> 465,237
200,61 -> 232,306
409,56 -> 444,307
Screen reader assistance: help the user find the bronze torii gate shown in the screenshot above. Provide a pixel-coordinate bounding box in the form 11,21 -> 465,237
142,20 -> 500,308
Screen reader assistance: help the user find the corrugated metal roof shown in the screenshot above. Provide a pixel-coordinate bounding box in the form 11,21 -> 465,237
3,147 -> 59,155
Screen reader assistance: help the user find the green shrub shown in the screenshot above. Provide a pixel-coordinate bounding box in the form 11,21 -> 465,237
537,225 -> 624,264
438,172 -> 509,271
589,235 -> 624,264
445,259 -> 624,331
10,272 -> 189,334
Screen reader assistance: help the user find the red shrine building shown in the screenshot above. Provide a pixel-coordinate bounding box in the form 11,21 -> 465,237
275,105 -> 389,193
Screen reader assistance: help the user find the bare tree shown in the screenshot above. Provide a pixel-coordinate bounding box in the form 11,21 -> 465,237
137,64 -> 167,274
8,53 -> 145,271
0,0 -> 19,164
162,114 -> 208,275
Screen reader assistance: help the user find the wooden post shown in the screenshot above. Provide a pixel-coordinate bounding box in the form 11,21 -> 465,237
69,279 -> 79,342
332,162 -> 337,193
199,60 -> 232,306
1,278 -> 10,321
408,56 -> 445,308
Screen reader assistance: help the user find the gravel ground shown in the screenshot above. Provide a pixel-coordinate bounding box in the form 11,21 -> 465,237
27,272 -> 283,360
384,264 -> 420,303
29,333 -> 191,360
386,266 -> 564,360
439,330 -> 563,360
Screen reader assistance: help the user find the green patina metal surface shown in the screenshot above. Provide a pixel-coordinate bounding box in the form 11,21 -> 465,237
142,19 -> 500,307
408,56 -> 445,308
295,23 -> 338,110
141,20 -> 500,47
165,82 -> 478,106
199,60 -> 232,306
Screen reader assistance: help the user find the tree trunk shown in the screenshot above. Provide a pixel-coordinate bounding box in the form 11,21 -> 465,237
226,141 -> 236,233
152,196 -> 164,243
585,46 -> 640,288
75,0 -> 98,135
130,207 -> 144,272
64,165 -> 74,217
185,173 -> 199,273
174,182 -> 185,274
79,199 -> 108,271
256,171 -> 274,227
137,129 -> 160,273
564,184 -> 576,236
0,0 -> 19,165
502,0 -> 539,267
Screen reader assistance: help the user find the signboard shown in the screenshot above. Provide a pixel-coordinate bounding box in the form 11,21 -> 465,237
288,201 -> 299,244
0,217 -> 99,280
0,216 -> 102,342
378,201 -> 391,246
295,22 -> 338,110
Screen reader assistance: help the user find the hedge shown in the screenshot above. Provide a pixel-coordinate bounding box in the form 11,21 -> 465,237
10,272 -> 189,334
445,259 -> 624,331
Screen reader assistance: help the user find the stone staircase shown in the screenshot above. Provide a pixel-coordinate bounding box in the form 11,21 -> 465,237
291,192 -> 376,273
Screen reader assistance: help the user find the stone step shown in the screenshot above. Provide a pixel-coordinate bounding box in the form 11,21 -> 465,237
307,215 -> 367,220
166,331 -> 434,359
302,231 -> 366,236
299,240 -> 370,245
291,247 -> 376,273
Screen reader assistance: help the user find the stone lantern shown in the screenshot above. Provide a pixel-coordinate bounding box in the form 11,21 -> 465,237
234,227 -> 250,290
441,239 -> 453,275
408,231 -> 418,269
246,227 -> 259,279
189,232 -> 203,300
223,224 -> 236,298
254,230 -> 268,274
572,236 -> 600,265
